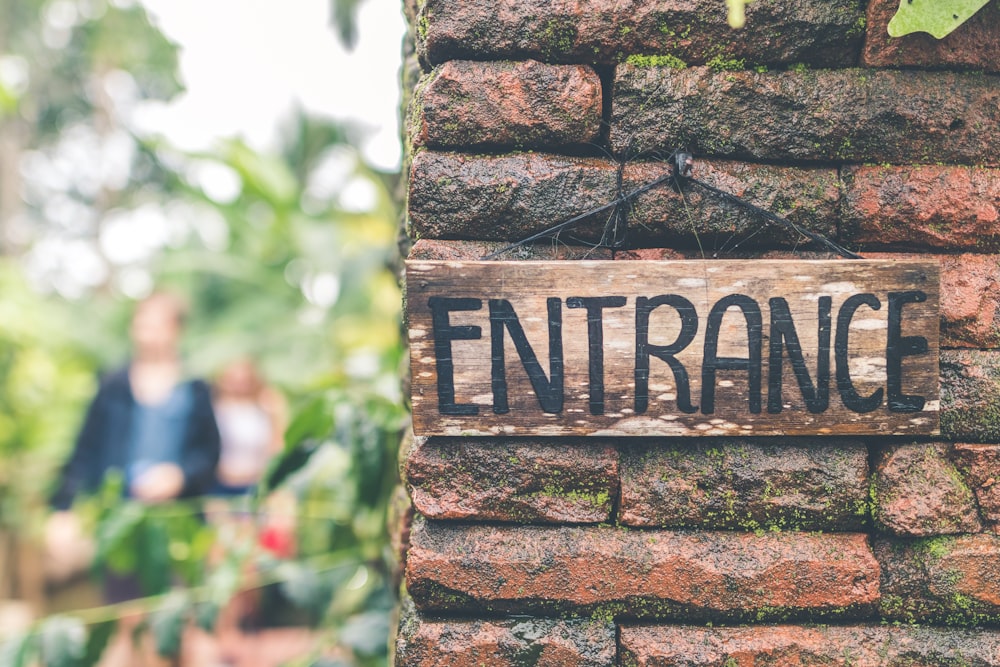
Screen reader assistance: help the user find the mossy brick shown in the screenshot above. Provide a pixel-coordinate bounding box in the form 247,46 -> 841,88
941,350 -> 1000,443
406,518 -> 880,621
863,0 -> 1000,73
842,165 -> 1000,252
953,444 -> 1000,533
620,159 -> 840,252
408,60 -> 602,152
405,436 -> 618,524
395,599 -> 616,667
610,66 -> 1000,166
407,151 -> 619,243
874,535 -> 1000,626
407,151 -> 840,249
413,0 -> 863,69
619,439 -> 869,532
407,239 -> 615,262
872,442 -> 983,537
620,624 -> 1000,666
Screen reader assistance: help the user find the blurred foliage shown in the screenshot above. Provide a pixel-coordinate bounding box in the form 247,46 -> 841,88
0,265 -> 96,536
0,0 -> 407,665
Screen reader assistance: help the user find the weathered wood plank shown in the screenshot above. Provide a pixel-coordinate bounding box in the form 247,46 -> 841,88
407,260 -> 940,437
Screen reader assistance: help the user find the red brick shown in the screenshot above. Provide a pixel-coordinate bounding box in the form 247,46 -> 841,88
405,437 -> 618,524
941,350 -> 1000,443
620,624 -> 1000,666
406,519 -> 880,620
409,60 -> 602,151
953,444 -> 1000,533
873,443 -> 983,536
415,0 -> 863,68
395,602 -> 615,667
875,534 -> 1000,624
863,0 -> 1000,73
611,66 -> 1000,166
407,151 -> 840,249
842,165 -> 1000,252
620,439 -> 869,531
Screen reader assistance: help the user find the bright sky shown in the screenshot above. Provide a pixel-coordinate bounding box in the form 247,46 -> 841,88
134,0 -> 407,171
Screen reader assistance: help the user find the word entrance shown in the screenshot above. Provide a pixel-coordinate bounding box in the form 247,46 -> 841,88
407,260 -> 939,437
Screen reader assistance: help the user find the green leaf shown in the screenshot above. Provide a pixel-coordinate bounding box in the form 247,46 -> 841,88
94,502 -> 145,574
192,601 -> 221,634
149,592 -> 189,659
0,633 -> 35,667
339,611 -> 390,657
136,517 -> 172,596
80,621 -> 116,667
887,0 -> 990,39
284,397 -> 335,447
38,616 -> 86,667
330,0 -> 364,49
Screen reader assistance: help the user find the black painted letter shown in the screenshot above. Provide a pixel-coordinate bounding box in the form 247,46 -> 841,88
701,294 -> 762,414
886,290 -> 929,412
567,296 -> 627,415
428,296 -> 482,415
489,298 -> 564,414
835,293 -> 883,413
635,295 -> 698,414
767,296 -> 831,414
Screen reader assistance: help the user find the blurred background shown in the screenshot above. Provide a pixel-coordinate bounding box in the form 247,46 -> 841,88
0,0 -> 408,664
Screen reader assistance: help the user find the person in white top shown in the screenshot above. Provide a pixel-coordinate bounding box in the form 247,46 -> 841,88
211,358 -> 285,496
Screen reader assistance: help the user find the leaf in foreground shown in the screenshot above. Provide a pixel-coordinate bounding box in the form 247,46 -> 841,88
887,0 -> 990,39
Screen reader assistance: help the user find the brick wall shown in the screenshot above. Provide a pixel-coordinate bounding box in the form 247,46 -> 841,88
393,1 -> 1000,664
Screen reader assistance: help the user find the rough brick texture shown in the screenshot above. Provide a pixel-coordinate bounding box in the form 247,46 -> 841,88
407,151 -> 617,242
619,439 -> 869,531
620,624 -> 1000,666
415,0 -> 864,68
404,437 -> 618,524
842,165 -> 1000,252
408,239 -> 615,262
406,519 -> 880,620
395,604 -> 616,667
611,65 -> 1000,166
408,151 -> 840,248
953,444 -> 1000,533
875,534 -> 1000,625
410,60 -> 602,151
941,350 -> 1000,443
873,443 -> 983,536
863,0 -> 1000,73
399,0 -> 1000,660
622,160 -> 840,251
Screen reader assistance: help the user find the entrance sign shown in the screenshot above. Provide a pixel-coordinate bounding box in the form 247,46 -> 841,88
407,260 -> 939,437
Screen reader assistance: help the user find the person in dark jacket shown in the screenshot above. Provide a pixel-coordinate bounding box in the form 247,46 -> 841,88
46,292 -> 221,597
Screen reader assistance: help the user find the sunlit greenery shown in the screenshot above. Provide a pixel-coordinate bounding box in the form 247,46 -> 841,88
0,0 -> 405,664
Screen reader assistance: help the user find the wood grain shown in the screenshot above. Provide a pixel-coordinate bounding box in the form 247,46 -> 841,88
407,259 -> 940,437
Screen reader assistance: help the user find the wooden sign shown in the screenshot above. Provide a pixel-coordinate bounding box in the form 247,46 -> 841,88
407,260 -> 939,437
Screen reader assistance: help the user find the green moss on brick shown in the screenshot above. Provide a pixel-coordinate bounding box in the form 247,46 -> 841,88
626,53 -> 687,69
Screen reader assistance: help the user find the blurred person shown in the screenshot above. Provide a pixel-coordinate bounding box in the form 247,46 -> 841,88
207,359 -> 290,663
46,292 -> 221,597
212,358 -> 286,497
